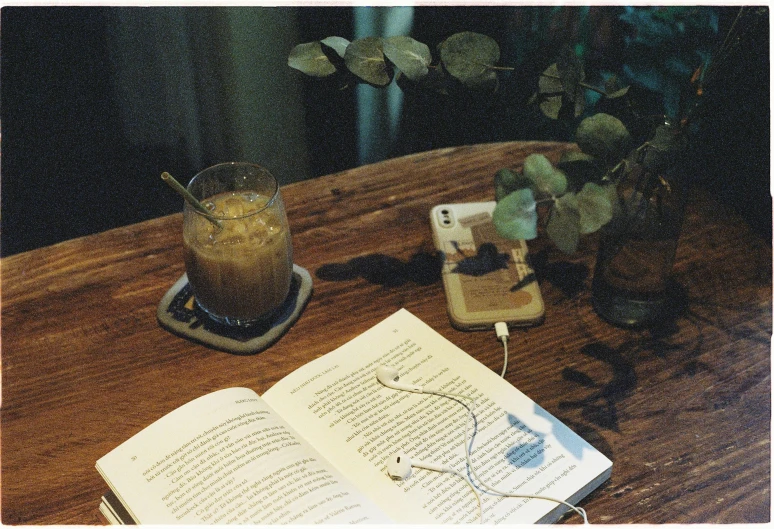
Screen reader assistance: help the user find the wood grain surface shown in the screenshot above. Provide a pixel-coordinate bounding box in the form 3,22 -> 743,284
2,141 -> 770,524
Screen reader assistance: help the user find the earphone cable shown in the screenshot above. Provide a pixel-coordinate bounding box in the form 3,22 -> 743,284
427,389 -> 589,524
450,468 -> 483,523
462,398 -> 589,524
500,337 -> 509,378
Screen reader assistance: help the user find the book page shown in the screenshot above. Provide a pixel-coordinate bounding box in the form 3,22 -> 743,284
264,309 -> 612,524
96,387 -> 391,524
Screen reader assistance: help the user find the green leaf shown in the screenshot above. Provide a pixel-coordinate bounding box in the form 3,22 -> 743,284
318,37 -> 349,75
492,188 -> 538,240
556,152 -> 603,188
546,194 -> 581,254
522,154 -> 568,196
607,86 -> 630,99
494,168 -> 532,201
558,150 -> 595,164
575,113 -> 632,163
576,182 -> 614,234
556,47 -> 584,103
643,122 -> 685,172
320,36 -> 349,58
382,36 -> 432,81
396,68 -> 449,95
344,37 -> 392,86
536,62 -> 584,118
439,32 -> 500,88
288,41 -> 337,77
538,63 -> 563,94
537,63 -> 563,119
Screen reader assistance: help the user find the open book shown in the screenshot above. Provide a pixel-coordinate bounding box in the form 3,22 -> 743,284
96,309 -> 612,524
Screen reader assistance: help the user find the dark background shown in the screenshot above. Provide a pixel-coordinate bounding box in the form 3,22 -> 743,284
2,6 -> 770,256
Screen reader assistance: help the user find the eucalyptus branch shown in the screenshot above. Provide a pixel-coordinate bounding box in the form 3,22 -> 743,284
488,65 -> 516,72
540,72 -> 607,96
287,15 -> 743,254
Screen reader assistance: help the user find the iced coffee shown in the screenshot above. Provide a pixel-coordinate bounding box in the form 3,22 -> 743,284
183,164 -> 293,327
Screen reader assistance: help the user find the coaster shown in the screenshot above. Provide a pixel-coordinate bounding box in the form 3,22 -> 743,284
157,264 -> 312,355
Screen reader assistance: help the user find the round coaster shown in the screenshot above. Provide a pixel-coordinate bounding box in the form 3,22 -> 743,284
157,264 -> 312,355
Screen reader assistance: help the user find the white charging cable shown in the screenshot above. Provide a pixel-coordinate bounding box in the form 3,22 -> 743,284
494,322 -> 510,378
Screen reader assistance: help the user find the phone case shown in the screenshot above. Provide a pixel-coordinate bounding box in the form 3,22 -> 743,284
430,202 -> 545,330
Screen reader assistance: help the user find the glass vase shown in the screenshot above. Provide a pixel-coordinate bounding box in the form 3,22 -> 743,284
591,165 -> 686,328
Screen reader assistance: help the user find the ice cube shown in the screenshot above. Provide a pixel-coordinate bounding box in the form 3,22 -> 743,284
219,196 -> 245,217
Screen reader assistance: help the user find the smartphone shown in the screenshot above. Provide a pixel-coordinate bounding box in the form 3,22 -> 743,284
430,202 -> 544,330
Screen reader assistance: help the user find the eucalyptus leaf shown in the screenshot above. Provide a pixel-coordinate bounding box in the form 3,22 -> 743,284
396,68 -> 449,95
643,122 -> 685,172
571,88 -> 586,117
575,113 -> 632,163
558,150 -> 595,164
344,37 -> 392,86
537,63 -> 584,118
607,86 -> 630,99
537,64 -> 564,119
494,168 -> 532,201
576,182 -> 614,234
604,75 -> 630,99
538,64 -> 563,95
538,95 -> 564,120
546,194 -> 581,254
439,32 -> 500,88
557,47 -> 584,103
320,36 -> 349,58
492,188 -> 538,240
557,152 -> 603,188
288,41 -> 337,77
523,153 -> 568,196
319,37 -> 349,74
604,75 -> 620,94
383,36 -> 432,81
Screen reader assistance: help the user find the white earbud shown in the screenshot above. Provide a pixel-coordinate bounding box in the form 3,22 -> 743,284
386,451 -> 449,480
375,366 -> 424,393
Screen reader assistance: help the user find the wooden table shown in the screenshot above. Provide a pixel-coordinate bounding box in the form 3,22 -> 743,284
2,142 -> 771,524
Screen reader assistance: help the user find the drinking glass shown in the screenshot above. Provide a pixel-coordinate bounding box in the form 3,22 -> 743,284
183,162 -> 293,327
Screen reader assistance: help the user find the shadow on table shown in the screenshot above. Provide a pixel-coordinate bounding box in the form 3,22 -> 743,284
316,252 -> 442,287
556,283 -> 690,433
529,250 -> 590,299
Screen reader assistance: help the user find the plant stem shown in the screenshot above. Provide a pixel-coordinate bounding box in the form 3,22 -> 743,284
488,65 -> 516,72
540,72 -> 606,95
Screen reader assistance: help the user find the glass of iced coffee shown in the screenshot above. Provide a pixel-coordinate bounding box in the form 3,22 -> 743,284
183,162 -> 293,327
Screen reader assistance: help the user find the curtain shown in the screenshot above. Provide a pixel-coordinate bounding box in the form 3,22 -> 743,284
105,7 -> 310,184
